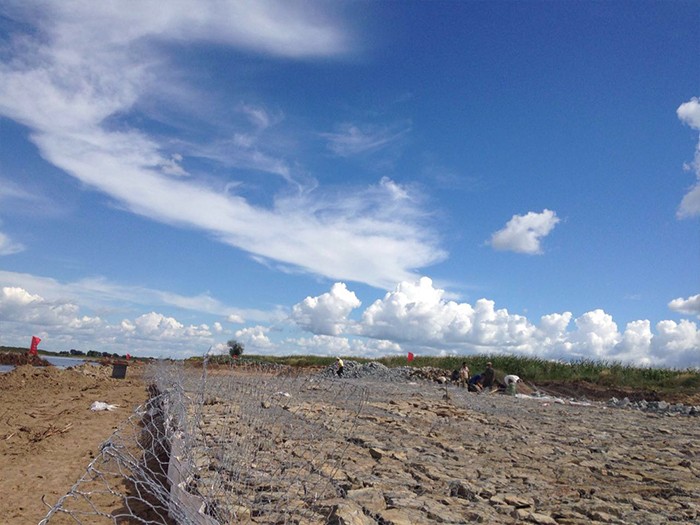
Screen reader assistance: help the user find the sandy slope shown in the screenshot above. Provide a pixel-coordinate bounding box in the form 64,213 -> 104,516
0,364 -> 147,525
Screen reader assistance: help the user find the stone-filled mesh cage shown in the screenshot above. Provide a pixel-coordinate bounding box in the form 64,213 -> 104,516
39,358 -> 368,524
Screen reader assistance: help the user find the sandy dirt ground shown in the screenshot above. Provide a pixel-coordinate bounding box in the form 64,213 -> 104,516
0,363 -> 148,525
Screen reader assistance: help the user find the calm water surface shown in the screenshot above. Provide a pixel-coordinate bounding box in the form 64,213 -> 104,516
0,356 -> 89,374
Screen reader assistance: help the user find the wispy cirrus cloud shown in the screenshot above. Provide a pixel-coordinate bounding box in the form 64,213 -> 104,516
322,121 -> 411,157
0,2 -> 443,290
0,270 -> 271,323
0,231 -> 24,255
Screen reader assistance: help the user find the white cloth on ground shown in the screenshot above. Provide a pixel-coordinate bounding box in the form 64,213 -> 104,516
90,401 -> 119,411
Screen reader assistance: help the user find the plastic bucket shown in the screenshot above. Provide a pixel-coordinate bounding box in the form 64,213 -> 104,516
111,363 -> 127,379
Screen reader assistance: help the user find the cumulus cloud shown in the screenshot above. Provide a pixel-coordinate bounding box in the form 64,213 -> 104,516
676,97 -> 700,218
488,209 -> 560,254
291,283 -> 361,335
0,285 -> 217,356
678,97 -> 700,129
2,277 -> 699,366
234,325 -> 274,349
568,309 -> 620,359
282,334 -> 401,358
0,2 -> 441,289
669,293 -> 700,318
360,278 -> 537,348
291,278 -> 700,367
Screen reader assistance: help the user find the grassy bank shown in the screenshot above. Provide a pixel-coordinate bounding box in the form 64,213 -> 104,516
199,354 -> 700,395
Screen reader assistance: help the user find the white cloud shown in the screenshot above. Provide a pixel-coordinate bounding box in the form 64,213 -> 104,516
289,278 -> 700,367
613,320 -> 653,365
131,312 -> 189,339
0,231 -> 25,255
239,104 -> 276,130
282,334 -> 402,358
235,325 -> 274,349
669,293 -> 700,318
651,319 -> 700,367
360,277 -> 536,348
322,122 -> 411,157
0,4 -> 442,290
159,153 -> 188,177
676,97 -> 700,218
291,283 -> 361,336
0,270 -> 273,323
677,97 -> 700,129
226,313 -> 245,324
568,309 -> 621,359
2,277 -> 699,366
0,285 -> 217,356
488,209 -> 560,254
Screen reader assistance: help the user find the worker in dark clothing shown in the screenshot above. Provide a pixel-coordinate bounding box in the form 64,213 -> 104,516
481,362 -> 495,389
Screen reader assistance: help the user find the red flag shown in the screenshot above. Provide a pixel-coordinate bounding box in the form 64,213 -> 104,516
126,353 -> 131,360
407,352 -> 414,362
30,336 -> 41,356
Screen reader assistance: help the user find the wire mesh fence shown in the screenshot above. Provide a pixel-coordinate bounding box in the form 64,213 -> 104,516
39,360 -> 369,524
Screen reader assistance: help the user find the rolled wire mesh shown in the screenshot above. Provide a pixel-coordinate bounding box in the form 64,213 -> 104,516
39,360 -> 368,524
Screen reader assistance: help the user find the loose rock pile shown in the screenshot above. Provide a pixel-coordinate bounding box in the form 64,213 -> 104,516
319,361 -> 414,381
607,396 -> 700,416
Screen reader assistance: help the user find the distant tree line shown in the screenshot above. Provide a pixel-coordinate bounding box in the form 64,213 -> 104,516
61,349 -> 127,359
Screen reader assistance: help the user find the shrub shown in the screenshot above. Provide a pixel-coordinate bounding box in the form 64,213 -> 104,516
227,339 -> 245,358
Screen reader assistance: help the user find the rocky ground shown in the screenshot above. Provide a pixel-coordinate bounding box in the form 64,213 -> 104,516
320,380 -> 699,524
4,360 -> 699,524
185,363 -> 700,524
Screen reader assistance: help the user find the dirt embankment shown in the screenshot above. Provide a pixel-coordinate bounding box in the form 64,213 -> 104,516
0,353 -> 52,367
533,379 -> 700,406
0,363 -> 148,525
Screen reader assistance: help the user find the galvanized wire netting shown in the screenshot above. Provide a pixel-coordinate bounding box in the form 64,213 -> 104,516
39,360 -> 368,524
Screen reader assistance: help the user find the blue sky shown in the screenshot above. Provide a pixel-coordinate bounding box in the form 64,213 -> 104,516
1,1 -> 699,366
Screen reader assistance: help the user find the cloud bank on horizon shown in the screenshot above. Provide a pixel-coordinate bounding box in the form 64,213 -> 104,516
1,277 -> 699,368
0,2 -> 698,367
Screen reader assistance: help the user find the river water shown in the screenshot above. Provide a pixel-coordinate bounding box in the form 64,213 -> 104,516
0,356 -> 90,374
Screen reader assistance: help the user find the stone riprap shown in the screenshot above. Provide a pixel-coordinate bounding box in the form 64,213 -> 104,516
607,396 -> 700,416
184,367 -> 699,524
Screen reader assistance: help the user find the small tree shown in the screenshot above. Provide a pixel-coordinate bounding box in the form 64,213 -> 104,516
227,339 -> 245,358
